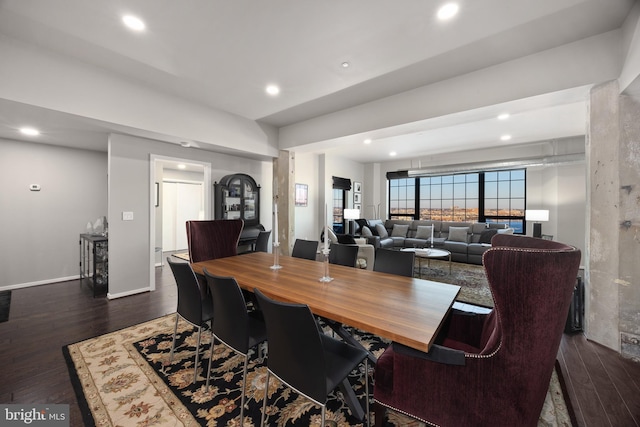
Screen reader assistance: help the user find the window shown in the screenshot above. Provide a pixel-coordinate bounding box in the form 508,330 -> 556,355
388,169 -> 525,232
389,178 -> 415,220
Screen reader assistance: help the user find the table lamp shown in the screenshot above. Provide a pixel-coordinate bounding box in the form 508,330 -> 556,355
343,209 -> 361,235
525,209 -> 549,238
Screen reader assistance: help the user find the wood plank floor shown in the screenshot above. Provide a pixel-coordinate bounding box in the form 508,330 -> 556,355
0,261 -> 638,426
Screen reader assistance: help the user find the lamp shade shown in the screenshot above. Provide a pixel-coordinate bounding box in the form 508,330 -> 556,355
343,209 -> 360,220
525,209 -> 549,222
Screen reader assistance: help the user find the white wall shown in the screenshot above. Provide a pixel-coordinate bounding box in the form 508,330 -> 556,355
293,152 -> 319,240
108,134 -> 272,298
0,139 -> 107,289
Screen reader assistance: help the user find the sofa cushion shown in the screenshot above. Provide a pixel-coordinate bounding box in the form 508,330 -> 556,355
415,225 -> 433,239
497,227 -> 515,234
448,226 -> 470,243
327,227 -> 338,244
391,224 -> 409,237
376,223 -> 389,238
361,226 -> 373,237
478,229 -> 498,244
337,234 -> 356,244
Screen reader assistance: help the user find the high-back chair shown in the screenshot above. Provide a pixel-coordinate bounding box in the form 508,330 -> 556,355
203,270 -> 267,425
373,234 -> 581,427
254,230 -> 271,253
186,219 -> 244,263
328,243 -> 359,267
254,289 -> 370,427
373,247 -> 415,277
166,258 -> 214,384
291,238 -> 319,260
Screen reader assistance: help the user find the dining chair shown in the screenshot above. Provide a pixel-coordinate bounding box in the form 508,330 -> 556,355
291,238 -> 319,260
373,247 -> 415,277
166,257 -> 214,384
328,243 -> 359,267
373,234 -> 581,427
253,230 -> 271,252
203,269 -> 267,425
254,288 -> 370,427
186,219 -> 244,263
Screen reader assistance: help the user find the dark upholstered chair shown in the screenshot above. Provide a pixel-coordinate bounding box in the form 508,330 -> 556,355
203,270 -> 267,424
373,247 -> 415,277
254,230 -> 271,252
328,243 -> 359,267
254,289 -> 370,427
167,258 -> 214,384
186,219 -> 244,263
373,234 -> 581,427
291,238 -> 319,260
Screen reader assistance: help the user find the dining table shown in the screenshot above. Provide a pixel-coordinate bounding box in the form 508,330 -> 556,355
191,251 -> 460,419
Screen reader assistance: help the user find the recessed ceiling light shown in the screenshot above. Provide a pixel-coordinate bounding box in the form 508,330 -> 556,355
180,141 -> 191,148
122,15 -> 146,31
389,151 -> 397,157
177,164 -> 186,170
364,139 -> 372,144
20,127 -> 40,136
341,62 -> 350,68
500,134 -> 512,141
498,113 -> 510,120
266,85 -> 280,96
437,3 -> 459,20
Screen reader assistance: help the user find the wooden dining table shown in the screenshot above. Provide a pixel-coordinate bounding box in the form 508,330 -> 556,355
191,251 -> 460,353
191,251 -> 460,420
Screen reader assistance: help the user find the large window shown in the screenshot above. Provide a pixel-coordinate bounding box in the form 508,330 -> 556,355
389,169 -> 526,233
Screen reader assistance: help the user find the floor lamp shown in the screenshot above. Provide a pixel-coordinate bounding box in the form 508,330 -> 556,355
343,209 -> 360,235
526,209 -> 549,238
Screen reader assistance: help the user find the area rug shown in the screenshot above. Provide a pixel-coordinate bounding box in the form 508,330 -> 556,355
0,290 -> 11,323
416,260 -> 494,308
64,314 -> 573,426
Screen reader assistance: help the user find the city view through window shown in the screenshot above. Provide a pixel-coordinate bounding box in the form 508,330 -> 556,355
389,170 -> 526,233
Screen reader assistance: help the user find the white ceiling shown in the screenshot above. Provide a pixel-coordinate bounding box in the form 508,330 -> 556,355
0,0 -> 635,163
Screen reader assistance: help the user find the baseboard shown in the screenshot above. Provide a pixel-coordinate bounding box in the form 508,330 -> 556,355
107,287 -> 151,300
0,275 -> 80,292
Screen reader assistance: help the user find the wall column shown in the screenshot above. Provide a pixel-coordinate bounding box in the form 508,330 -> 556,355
274,150 -> 295,256
588,80 -> 640,361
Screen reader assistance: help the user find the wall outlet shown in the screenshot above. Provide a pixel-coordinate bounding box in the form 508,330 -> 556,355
122,211 -> 134,221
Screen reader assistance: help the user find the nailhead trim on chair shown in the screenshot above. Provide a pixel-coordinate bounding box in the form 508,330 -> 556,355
374,400 -> 441,427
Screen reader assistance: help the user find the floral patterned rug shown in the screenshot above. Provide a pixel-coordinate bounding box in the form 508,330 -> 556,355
416,260 -> 494,307
64,314 -> 573,426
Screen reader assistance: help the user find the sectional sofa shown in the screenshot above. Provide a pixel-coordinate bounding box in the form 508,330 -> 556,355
356,219 -> 512,265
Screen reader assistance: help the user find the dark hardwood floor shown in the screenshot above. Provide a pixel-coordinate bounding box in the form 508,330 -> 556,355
0,261 -> 638,426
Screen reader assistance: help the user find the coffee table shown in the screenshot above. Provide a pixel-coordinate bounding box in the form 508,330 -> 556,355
402,247 -> 452,277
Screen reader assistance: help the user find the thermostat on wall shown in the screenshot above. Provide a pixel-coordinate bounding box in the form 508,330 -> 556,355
29,184 -> 41,191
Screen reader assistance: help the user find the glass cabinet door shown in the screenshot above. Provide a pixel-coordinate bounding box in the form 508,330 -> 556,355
225,177 -> 242,219
244,181 -> 256,221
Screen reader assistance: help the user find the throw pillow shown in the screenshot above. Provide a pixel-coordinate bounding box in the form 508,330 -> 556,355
375,223 -> 389,239
361,226 -> 373,237
355,219 -> 369,234
478,229 -> 498,244
337,234 -> 356,244
415,225 -> 433,239
448,226 -> 469,243
391,224 -> 409,237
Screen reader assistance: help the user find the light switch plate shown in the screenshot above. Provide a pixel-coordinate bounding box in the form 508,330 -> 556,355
122,211 -> 134,221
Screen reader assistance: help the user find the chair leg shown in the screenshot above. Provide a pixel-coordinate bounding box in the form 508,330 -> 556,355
193,326 -> 202,384
239,354 -> 249,426
169,313 -> 179,364
206,332 -> 215,392
374,402 -> 386,427
321,406 -> 325,427
364,359 -> 370,427
261,370 -> 271,427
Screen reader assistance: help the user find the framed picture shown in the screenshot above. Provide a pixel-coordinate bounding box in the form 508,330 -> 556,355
354,193 -> 362,204
295,183 -> 308,207
354,181 -> 362,193
354,203 -> 361,211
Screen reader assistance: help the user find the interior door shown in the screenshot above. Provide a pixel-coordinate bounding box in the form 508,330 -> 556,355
162,181 -> 204,251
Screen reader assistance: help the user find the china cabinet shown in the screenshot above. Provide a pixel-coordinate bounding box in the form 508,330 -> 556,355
214,173 -> 260,227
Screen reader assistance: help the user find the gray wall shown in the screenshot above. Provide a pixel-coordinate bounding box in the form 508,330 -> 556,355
0,139 -> 107,289
108,134 -> 272,298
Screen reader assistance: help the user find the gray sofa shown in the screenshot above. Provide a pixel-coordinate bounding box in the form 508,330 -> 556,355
356,219 -> 512,265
